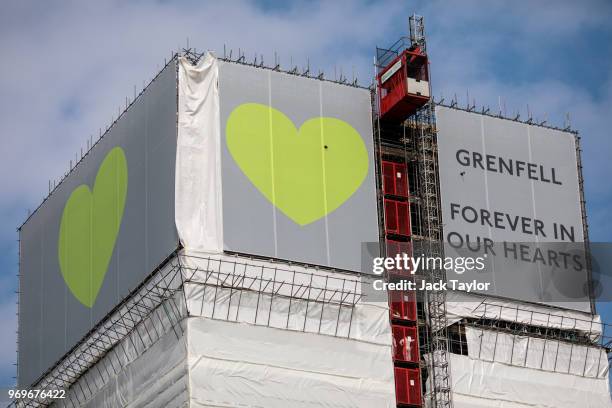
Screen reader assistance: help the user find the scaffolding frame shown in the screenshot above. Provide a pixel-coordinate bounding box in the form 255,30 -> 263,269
375,105 -> 453,408
181,254 -> 364,337
12,251 -> 184,408
182,47 -> 365,88
408,101 -> 453,408
374,14 -> 453,408
10,252 -> 367,407
447,300 -> 612,379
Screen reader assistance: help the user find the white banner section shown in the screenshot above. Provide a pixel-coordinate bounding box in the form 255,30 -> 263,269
176,54 -> 223,252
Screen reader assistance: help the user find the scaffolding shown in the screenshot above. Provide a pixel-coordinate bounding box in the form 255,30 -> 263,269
10,252 -> 368,408
180,254 -> 365,337
12,251 -> 184,408
410,103 -> 453,408
375,14 -> 453,408
182,47 -> 364,88
447,301 -> 611,379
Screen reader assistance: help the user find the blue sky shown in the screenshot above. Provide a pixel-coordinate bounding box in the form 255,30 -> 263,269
0,0 -> 611,389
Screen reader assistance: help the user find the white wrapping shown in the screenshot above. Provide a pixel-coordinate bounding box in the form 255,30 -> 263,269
446,290 -> 602,336
450,353 -> 612,408
52,250 -> 395,408
465,326 -> 608,378
188,317 -> 395,408
180,250 -> 391,345
73,326 -> 188,408
57,294 -> 189,408
180,251 -> 395,407
176,54 -> 223,252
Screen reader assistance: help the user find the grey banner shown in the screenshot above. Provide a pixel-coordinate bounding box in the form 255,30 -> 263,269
218,61 -> 379,272
434,106 -> 590,311
18,61 -> 179,386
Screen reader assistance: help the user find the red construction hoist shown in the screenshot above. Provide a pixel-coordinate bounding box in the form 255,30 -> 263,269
382,160 -> 422,407
377,15 -> 453,408
377,46 -> 429,122
377,16 -> 433,408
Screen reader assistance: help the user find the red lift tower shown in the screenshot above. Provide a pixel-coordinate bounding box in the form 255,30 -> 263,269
377,46 -> 430,122
376,15 -> 453,408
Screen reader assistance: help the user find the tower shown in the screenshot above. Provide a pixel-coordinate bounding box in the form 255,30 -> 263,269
375,14 -> 453,408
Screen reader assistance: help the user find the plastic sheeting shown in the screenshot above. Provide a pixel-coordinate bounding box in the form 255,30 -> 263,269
176,54 -> 223,253
180,250 -> 391,345
57,250 -> 395,407
57,293 -> 189,408
72,326 -> 188,408
465,326 -> 608,379
450,353 -> 612,408
180,250 -> 395,407
445,292 -> 611,406
188,317 -> 395,408
446,290 -> 602,336
41,255 -> 611,408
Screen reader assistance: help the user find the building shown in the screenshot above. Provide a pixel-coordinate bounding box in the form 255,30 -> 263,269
15,15 -> 611,408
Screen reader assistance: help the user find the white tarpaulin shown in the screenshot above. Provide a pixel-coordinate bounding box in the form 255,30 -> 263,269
181,251 -> 395,407
450,353 -> 612,408
57,291 -> 189,408
180,250 -> 391,345
71,325 -> 189,408
56,250 -> 395,407
188,318 -> 395,408
176,54 -> 223,253
465,326 -> 608,378
61,315 -> 395,408
446,290 -> 602,336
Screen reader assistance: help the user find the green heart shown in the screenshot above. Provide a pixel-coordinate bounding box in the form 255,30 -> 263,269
58,146 -> 128,308
226,103 -> 368,226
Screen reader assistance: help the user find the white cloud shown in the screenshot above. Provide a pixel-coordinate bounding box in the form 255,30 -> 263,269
0,0 -> 406,209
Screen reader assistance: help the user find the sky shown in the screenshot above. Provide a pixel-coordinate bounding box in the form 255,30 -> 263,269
0,0 -> 611,390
